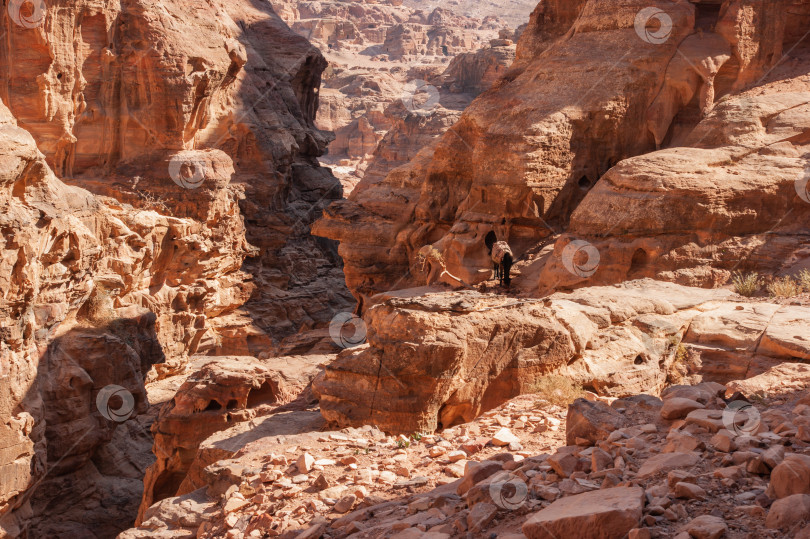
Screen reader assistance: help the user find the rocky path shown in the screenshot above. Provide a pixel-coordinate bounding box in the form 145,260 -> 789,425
121,363 -> 810,538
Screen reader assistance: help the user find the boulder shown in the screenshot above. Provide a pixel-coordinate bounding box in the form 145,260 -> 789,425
566,399 -> 627,446
681,515 -> 728,539
637,452 -> 700,479
661,398 -> 705,420
767,454 -> 810,499
491,428 -> 520,447
523,486 -> 645,539
457,461 -> 503,496
766,494 -> 810,530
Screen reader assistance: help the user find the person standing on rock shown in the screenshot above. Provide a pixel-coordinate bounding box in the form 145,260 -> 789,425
491,240 -> 513,287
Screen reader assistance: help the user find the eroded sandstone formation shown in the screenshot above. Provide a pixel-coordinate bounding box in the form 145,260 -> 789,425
136,355 -> 327,524
539,78 -> 810,291
0,0 -> 351,535
315,279 -> 810,433
0,99 -> 169,536
272,0 -> 525,190
315,0 -> 810,306
1,0 -> 352,356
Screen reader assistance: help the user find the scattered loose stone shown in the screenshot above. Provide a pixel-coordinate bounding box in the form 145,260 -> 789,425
297,452 -> 315,473
523,487 -> 644,539
682,515 -> 728,539
334,494 -> 357,514
661,398 -> 705,420
491,427 -> 520,447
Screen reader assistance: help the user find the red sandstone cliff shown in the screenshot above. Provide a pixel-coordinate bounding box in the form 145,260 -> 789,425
314,0 -> 810,307
0,0 -> 349,535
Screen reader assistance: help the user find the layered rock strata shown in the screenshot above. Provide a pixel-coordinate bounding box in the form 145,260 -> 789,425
315,0 -> 810,305
0,0 -> 350,535
315,280 -> 810,433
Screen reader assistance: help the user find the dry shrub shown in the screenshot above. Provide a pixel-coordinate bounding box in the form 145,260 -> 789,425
798,269 -> 810,293
731,271 -> 761,297
767,276 -> 801,298
416,246 -> 444,270
667,343 -> 690,385
85,288 -> 116,326
533,374 -> 584,408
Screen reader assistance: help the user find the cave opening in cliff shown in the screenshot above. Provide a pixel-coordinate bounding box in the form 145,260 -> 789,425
693,2 -> 722,32
630,248 -> 650,273
152,471 -> 186,505
578,176 -> 592,191
204,400 -> 222,411
246,381 -> 278,408
484,230 -> 497,252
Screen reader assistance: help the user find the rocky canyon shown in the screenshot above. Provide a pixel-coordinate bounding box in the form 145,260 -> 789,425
0,0 -> 808,539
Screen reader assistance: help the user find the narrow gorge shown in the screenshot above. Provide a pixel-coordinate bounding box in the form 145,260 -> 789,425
0,0 -> 809,538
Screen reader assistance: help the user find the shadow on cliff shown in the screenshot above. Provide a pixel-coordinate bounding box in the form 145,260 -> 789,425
9,309 -> 165,539
219,0 -> 356,352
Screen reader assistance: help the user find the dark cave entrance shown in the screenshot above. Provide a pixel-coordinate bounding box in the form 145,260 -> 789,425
247,381 -> 278,408
694,1 -> 722,32
484,230 -> 497,253
578,175 -> 592,191
629,248 -> 650,277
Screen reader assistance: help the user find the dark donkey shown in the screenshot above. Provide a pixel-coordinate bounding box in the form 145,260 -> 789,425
485,232 -> 513,287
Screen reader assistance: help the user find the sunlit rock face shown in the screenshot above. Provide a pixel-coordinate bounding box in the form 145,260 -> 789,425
314,280 -> 810,434
315,0 -> 810,307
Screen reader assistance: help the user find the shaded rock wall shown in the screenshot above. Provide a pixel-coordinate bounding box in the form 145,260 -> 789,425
0,0 -> 351,535
1,0 -> 352,356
